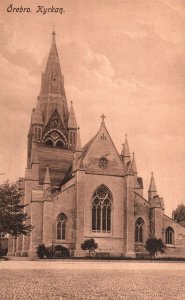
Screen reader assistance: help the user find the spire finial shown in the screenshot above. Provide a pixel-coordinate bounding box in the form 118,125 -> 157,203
101,114 -> 106,124
52,23 -> 56,36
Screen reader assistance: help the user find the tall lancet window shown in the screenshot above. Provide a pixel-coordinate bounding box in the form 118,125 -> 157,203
166,227 -> 174,245
135,218 -> 144,243
92,185 -> 112,233
57,213 -> 67,240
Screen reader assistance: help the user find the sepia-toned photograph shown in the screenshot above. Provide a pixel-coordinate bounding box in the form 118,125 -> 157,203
0,0 -> 185,299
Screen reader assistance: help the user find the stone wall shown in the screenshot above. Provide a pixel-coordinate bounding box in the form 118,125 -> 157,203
163,214 -> 185,257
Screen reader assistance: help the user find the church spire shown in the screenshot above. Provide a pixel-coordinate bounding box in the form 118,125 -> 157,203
39,31 -> 68,127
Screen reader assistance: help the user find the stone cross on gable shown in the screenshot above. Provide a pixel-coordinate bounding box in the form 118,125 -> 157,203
101,114 -> 106,123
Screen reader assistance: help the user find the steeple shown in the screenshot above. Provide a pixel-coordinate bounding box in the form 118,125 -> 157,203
148,172 -> 157,202
39,31 -> 68,127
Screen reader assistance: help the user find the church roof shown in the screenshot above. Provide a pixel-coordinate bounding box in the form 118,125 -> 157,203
37,144 -> 73,188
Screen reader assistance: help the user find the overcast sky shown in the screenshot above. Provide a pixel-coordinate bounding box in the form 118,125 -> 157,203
0,0 -> 185,216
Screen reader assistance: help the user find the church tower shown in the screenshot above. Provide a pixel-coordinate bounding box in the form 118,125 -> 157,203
27,31 -> 78,192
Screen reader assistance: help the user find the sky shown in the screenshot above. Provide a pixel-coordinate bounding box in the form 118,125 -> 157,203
0,0 -> 185,216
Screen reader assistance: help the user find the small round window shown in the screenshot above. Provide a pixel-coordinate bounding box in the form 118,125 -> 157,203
99,157 -> 108,169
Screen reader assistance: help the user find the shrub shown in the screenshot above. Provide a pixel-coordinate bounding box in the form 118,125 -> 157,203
54,245 -> 70,257
36,244 -> 46,259
45,245 -> 55,258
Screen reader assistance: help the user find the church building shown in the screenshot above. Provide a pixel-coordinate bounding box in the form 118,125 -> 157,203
9,32 -> 185,257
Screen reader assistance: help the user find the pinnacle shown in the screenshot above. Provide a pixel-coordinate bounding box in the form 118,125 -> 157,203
131,152 -> 137,174
123,134 -> 130,158
68,101 -> 77,129
148,172 -> 157,192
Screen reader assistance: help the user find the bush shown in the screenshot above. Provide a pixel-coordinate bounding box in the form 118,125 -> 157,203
54,245 -> 70,257
36,244 -> 46,259
36,244 -> 70,259
45,245 -> 55,258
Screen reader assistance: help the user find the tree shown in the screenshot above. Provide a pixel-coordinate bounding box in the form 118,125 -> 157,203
146,238 -> 166,259
0,181 -> 32,254
81,238 -> 98,257
172,204 -> 185,222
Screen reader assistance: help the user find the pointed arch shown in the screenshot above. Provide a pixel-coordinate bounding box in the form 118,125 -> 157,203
56,213 -> 67,240
91,185 -> 112,233
166,227 -> 174,245
45,139 -> 54,147
135,217 -> 144,243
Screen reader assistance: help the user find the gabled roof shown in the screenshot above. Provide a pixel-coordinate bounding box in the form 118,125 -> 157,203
81,120 -> 123,164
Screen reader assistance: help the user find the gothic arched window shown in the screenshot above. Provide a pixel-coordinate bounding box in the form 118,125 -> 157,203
57,213 -> 67,240
45,139 -> 54,147
92,185 -> 112,233
135,218 -> 144,243
166,227 -> 174,245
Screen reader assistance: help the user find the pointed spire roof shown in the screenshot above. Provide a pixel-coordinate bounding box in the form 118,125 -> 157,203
41,31 -> 66,97
75,127 -> 82,152
131,152 -> 137,174
123,134 -> 130,158
148,172 -> 157,192
47,30 -> 59,65
68,101 -> 77,128
44,166 -> 51,185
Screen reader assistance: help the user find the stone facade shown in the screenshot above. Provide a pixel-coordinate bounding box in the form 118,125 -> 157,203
8,32 -> 185,258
